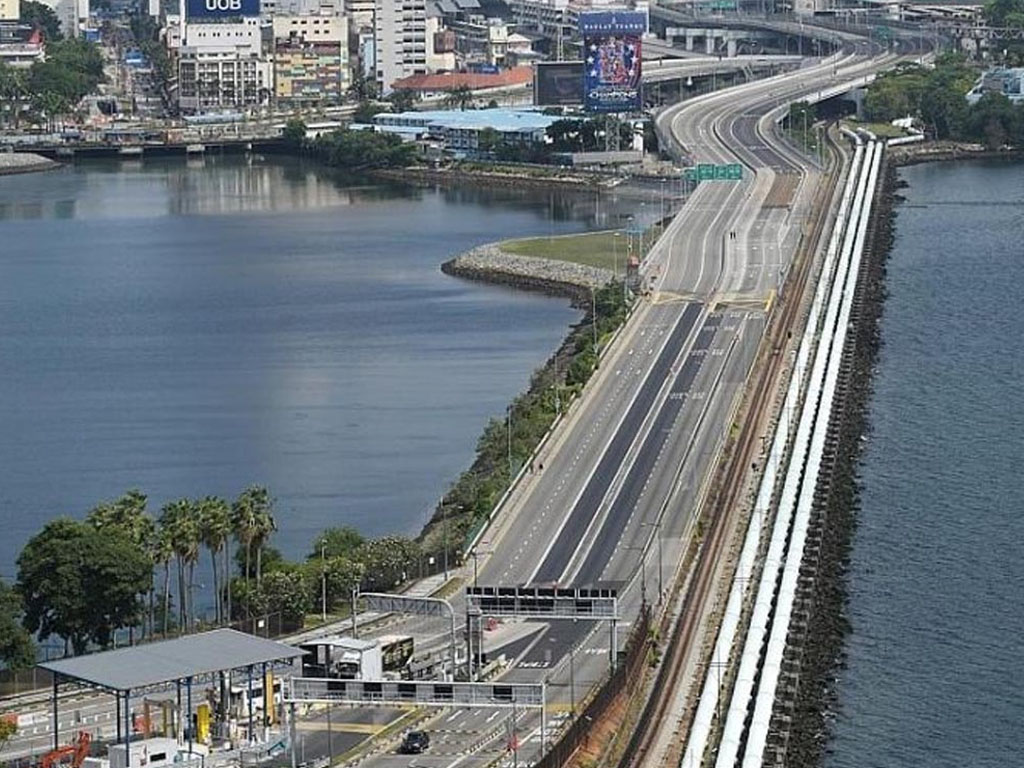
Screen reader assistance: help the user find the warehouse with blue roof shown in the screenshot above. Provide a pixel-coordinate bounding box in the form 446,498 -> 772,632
365,108 -> 571,154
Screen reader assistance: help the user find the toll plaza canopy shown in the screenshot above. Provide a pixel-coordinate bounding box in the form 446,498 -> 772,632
39,628 -> 304,694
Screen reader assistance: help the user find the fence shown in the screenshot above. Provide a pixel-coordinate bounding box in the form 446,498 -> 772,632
534,606 -> 651,768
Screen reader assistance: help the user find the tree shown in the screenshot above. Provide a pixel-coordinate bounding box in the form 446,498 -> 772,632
233,566 -> 310,628
0,719 -> 16,753
159,499 -> 200,633
0,62 -> 29,128
87,489 -> 153,546
357,537 -> 420,592
19,0 -> 62,40
444,84 -> 474,111
87,490 -> 154,640
198,496 -> 231,624
477,126 -> 502,155
232,486 -> 275,598
353,100 -> 382,123
316,556 -> 364,612
151,526 -> 174,636
350,72 -> 378,101
17,519 -> 152,654
282,117 -> 306,146
312,526 -> 365,560
0,581 -> 35,670
388,89 -> 416,113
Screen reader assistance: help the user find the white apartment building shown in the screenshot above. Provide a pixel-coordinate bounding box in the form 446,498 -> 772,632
183,16 -> 261,48
348,0 -> 374,29
260,0 -> 341,16
179,47 -> 271,112
374,0 -> 427,92
507,0 -> 573,42
178,18 -> 268,113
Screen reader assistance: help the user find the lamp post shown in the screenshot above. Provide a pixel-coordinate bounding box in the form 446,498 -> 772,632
320,539 -> 327,622
507,404 -> 514,481
641,521 -> 664,605
624,545 -> 647,608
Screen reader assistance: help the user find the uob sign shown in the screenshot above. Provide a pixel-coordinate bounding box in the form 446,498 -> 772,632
187,0 -> 259,18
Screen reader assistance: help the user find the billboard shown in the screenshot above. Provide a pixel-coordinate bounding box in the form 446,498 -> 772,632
186,0 -> 260,19
535,61 -> 584,106
580,10 -> 646,113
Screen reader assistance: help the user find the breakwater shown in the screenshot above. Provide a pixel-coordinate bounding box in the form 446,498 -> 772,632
0,152 -> 59,176
374,165 -> 609,191
441,242 -> 614,305
773,153 -> 895,768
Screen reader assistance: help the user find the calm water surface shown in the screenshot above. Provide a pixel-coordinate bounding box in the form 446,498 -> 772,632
827,160 -> 1024,767
0,155 -> 627,573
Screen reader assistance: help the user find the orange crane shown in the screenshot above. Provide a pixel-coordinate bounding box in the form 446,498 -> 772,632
40,731 -> 91,768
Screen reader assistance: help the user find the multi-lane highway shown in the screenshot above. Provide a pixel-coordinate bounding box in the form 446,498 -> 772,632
363,26 -> 928,768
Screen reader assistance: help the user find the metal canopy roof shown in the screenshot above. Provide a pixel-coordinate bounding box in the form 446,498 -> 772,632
39,629 -> 303,693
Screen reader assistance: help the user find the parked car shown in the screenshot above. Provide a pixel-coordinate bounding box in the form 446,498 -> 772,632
399,730 -> 430,754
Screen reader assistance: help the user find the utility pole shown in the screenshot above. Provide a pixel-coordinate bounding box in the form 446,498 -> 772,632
507,403 -> 514,480
591,286 -> 598,358
320,539 -> 327,622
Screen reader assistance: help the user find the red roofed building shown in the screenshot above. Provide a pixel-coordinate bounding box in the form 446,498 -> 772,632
391,66 -> 534,99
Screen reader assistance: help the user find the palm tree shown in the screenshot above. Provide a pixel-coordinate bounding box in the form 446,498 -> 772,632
152,526 -> 174,637
160,499 -> 200,634
198,496 -> 231,624
231,489 -> 258,601
233,486 -> 277,588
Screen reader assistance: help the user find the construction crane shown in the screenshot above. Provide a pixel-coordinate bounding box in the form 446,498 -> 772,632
40,731 -> 91,768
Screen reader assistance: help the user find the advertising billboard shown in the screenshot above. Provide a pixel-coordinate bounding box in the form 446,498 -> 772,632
535,61 -> 585,106
580,10 -> 646,113
186,0 -> 260,19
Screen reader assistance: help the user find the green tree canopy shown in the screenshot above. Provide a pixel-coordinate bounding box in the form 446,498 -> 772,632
0,581 -> 35,670
19,0 -> 62,40
357,537 -> 420,592
17,519 -> 152,654
388,89 -> 416,113
353,100 -> 382,123
311,526 -> 365,561
282,118 -> 306,146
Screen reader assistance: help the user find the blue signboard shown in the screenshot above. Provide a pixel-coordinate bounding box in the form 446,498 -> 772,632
186,0 -> 260,19
580,10 -> 646,114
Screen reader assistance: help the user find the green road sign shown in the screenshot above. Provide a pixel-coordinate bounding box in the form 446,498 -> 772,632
687,164 -> 743,182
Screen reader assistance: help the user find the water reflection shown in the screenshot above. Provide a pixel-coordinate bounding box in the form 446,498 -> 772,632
0,154 -> 639,230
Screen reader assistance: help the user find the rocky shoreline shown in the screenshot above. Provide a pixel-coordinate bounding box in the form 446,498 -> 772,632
780,158 -> 897,767
888,139 -> 1024,167
0,152 -> 60,176
373,164 -> 612,191
441,242 -> 614,305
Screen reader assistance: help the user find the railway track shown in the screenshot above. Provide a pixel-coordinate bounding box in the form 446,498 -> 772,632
619,92 -> 847,768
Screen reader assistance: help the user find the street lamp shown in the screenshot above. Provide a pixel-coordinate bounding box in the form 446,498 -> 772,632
320,538 -> 328,622
623,545 -> 647,608
641,521 -> 664,605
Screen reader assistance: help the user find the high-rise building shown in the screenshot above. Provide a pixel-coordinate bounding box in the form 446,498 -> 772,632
374,0 -> 428,92
178,17 -> 269,113
273,13 -> 350,105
